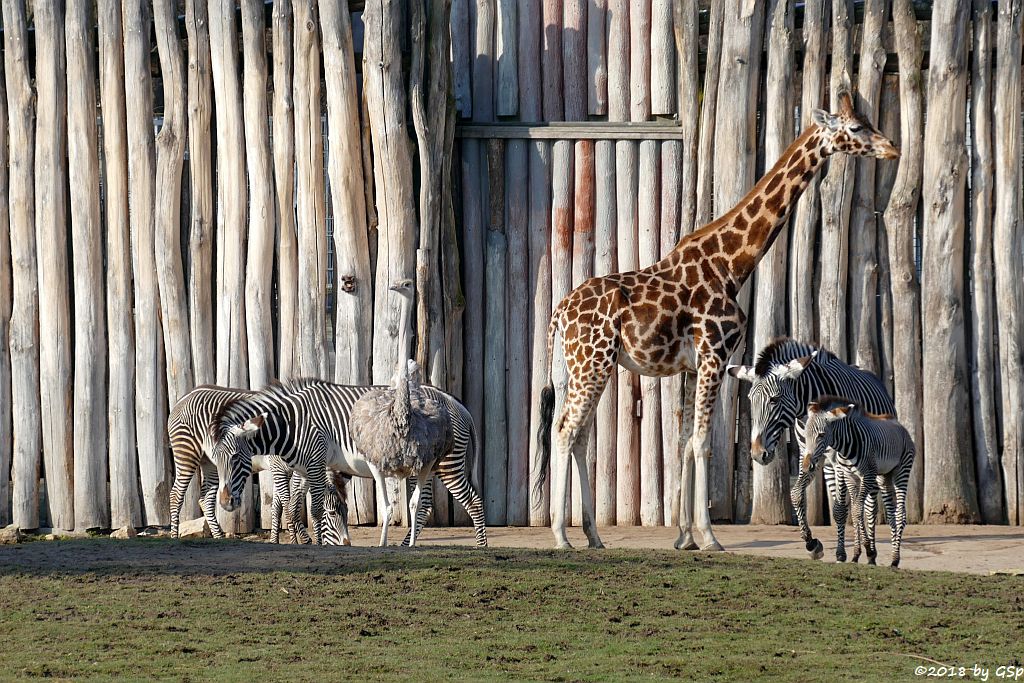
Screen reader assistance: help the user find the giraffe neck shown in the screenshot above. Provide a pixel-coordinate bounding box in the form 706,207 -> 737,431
673,125 -> 831,288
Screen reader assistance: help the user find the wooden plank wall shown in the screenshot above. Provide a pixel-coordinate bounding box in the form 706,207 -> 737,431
1,2 -> 1023,531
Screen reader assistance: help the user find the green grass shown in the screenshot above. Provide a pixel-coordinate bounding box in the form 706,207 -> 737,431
1,539 -> 1021,681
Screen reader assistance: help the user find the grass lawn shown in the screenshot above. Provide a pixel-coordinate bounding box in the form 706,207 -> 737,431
1,538 -> 1021,681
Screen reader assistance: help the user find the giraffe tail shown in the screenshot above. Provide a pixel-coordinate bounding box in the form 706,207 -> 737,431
533,312 -> 560,498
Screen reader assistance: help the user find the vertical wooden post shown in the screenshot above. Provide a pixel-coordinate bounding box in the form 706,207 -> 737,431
993,0 -> 1024,525
293,0 -> 326,380
638,141 -> 663,527
67,0 -> 108,530
241,0 -> 275,392
817,0 -> 853,360
496,0 -> 518,116
883,0 -> 925,523
34,0 -> 74,531
920,1 -> 980,524
847,0 -> 887,374
750,0 -> 793,525
209,0 -> 252,531
968,0 -> 1003,525
272,0 -> 298,381
523,0 -> 551,527
4,0 -> 40,530
484,140 -> 509,525
452,0 -> 472,117
608,0 -> 639,525
694,1 -> 723,227
875,77 -> 900,397
711,0 -> 764,523
0,36 -> 11,528
154,0 -> 193,409
98,0 -> 141,529
651,0 -> 675,116
123,0 -> 167,528
594,134 -> 617,526
587,0 -> 607,116
186,0 -> 215,389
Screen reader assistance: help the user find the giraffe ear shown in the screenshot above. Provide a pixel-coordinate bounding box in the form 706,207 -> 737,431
837,89 -> 855,116
811,108 -> 839,131
727,364 -> 757,383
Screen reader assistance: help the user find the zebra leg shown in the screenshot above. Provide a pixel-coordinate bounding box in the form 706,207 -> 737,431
790,465 -> 823,560
862,481 -> 879,565
169,455 -> 197,539
269,459 -> 292,544
401,476 -> 433,547
892,477 -> 909,569
288,473 -> 313,544
331,472 -> 352,546
199,459 -> 226,539
408,463 -> 437,547
882,476 -> 898,566
831,472 -> 849,563
435,455 -> 488,547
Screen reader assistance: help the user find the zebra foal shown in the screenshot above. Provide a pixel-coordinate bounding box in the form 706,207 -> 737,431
729,338 -> 896,561
804,396 -> 916,568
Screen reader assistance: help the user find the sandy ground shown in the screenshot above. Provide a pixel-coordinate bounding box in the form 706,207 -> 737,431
1,524 -> 1020,576
345,524 -> 1024,575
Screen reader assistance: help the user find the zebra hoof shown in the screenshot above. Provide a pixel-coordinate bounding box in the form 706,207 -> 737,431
836,552 -> 847,563
810,539 -> 824,560
701,541 -> 725,552
890,560 -> 900,569
342,538 -> 351,547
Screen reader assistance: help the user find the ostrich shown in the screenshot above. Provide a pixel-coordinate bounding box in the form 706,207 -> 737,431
350,278 -> 454,547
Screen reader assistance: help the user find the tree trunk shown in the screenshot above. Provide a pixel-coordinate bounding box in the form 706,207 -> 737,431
847,0 -> 887,374
67,0 -> 108,530
920,1 -> 980,524
586,0 -> 607,116
293,0 -> 326,380
323,0 -> 371,388
968,0 -> 1004,525
208,0 -> 252,532
185,0 -> 215,389
817,0 -> 853,360
483,140 -> 509,526
695,0 -> 723,227
34,0 -> 74,531
271,0 -> 298,381
750,0 -> 793,525
496,0 -> 518,116
154,0 -> 193,409
0,23 -> 11,528
993,0 -> 1024,525
882,0 -> 925,523
712,0 -> 764,523
651,0 -> 675,116
98,0 -> 141,529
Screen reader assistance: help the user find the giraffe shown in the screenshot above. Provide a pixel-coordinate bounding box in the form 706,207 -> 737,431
535,91 -> 899,550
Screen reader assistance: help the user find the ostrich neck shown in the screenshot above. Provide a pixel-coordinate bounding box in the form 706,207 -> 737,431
393,291 -> 413,428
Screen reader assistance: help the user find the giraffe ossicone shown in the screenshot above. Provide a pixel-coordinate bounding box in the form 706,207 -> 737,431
534,89 -> 899,551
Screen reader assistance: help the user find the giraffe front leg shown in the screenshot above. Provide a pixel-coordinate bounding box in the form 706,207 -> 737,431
675,379 -> 699,550
690,355 -> 726,552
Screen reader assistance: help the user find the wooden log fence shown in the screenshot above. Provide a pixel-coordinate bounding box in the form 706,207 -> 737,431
1,2 -> 1022,531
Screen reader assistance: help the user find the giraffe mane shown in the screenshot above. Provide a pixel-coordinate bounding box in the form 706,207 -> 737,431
753,337 -> 834,377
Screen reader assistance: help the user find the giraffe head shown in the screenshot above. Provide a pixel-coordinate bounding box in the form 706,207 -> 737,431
812,90 -> 899,160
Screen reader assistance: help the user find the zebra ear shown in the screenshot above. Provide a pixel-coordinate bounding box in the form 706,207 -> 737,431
778,355 -> 812,380
828,405 -> 852,420
727,364 -> 757,383
230,413 -> 266,439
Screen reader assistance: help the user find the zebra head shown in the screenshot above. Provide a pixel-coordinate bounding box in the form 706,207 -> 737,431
802,398 -> 855,472
213,413 -> 267,512
729,352 -> 815,465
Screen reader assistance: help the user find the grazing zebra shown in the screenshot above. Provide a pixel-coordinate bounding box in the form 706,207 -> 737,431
803,396 -> 915,568
168,385 -> 349,544
728,338 -> 895,562
211,377 -> 488,547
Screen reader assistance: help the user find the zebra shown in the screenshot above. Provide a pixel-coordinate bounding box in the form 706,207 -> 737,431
728,337 -> 896,562
168,385 -> 350,543
210,377 -> 488,547
803,396 -> 915,568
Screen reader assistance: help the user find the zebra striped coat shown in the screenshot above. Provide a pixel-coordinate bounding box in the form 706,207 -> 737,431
168,385 -> 349,543
210,378 -> 488,547
729,338 -> 896,562
804,396 -> 916,567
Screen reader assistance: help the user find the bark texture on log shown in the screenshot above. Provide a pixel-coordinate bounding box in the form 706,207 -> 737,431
0,20 -> 11,528
67,0 -> 108,530
920,1 -> 980,524
994,0 -> 1024,525
484,140 -> 508,526
99,0 -> 141,529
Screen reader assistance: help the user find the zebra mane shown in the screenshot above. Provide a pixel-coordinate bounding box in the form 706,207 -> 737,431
809,394 -> 895,420
753,337 -> 836,377
208,377 -> 329,440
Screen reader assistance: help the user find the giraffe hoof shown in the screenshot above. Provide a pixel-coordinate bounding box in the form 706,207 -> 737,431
674,532 -> 699,551
810,540 -> 824,560
700,541 -> 725,552
555,540 -> 574,550
588,540 -> 606,550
